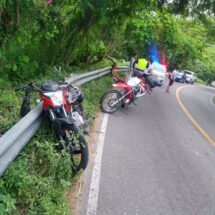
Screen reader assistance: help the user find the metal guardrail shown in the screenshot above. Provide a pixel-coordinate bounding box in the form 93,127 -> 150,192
0,66 -> 128,176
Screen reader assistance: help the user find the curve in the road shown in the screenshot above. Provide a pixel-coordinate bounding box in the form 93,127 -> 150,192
176,86 -> 215,147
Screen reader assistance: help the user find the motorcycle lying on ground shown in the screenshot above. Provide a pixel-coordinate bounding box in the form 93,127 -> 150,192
15,81 -> 88,173
100,74 -> 157,114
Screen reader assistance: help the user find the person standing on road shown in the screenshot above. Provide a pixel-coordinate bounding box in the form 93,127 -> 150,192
165,65 -> 177,93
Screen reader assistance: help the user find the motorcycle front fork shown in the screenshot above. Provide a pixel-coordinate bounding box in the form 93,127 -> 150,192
48,106 -> 68,121
111,89 -> 132,107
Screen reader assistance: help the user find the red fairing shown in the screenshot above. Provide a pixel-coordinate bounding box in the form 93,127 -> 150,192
62,89 -> 71,111
39,92 -> 55,110
64,96 -> 71,111
112,82 -> 133,99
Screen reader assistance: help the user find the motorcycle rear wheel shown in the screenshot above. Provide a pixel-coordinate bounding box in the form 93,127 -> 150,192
62,125 -> 88,173
100,89 -> 123,114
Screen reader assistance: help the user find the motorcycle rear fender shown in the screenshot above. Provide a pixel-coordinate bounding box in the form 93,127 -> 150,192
112,82 -> 130,89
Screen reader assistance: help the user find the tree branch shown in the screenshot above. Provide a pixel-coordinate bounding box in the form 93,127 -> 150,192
104,54 -> 116,64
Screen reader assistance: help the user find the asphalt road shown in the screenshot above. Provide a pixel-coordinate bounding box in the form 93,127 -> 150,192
84,82 -> 215,215
179,86 -> 215,141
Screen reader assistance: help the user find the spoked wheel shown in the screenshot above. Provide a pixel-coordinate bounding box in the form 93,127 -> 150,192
100,89 -> 123,114
145,84 -> 152,95
62,126 -> 88,173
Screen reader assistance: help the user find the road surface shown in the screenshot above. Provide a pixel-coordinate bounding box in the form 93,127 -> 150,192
83,82 -> 215,215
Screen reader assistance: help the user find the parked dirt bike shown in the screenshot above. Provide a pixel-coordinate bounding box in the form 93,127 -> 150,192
100,75 -> 154,114
15,81 -> 88,172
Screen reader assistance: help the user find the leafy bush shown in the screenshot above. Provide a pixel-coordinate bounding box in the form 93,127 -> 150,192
0,124 -> 72,215
212,96 -> 215,105
195,77 -> 205,84
0,194 -> 16,215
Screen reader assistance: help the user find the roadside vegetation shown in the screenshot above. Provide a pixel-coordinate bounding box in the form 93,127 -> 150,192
195,78 -> 205,85
212,96 -> 215,105
0,0 -> 215,214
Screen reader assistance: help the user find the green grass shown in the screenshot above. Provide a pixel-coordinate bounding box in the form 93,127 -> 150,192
212,96 -> 215,105
81,74 -> 113,120
195,77 -> 205,84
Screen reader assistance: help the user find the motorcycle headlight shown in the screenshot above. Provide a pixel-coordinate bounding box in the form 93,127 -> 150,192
44,91 -> 64,106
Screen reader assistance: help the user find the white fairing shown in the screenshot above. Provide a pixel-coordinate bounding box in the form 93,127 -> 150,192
44,91 -> 64,106
127,77 -> 141,87
150,62 -> 166,85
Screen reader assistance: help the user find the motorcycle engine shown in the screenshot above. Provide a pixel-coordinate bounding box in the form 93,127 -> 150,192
72,111 -> 84,127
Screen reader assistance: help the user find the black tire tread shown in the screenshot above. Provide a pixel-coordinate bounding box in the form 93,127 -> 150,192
100,89 -> 123,114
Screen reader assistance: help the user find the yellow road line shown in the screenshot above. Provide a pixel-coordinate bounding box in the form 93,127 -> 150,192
176,86 -> 215,147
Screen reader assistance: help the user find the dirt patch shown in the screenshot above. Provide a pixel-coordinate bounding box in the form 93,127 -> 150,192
67,110 -> 104,215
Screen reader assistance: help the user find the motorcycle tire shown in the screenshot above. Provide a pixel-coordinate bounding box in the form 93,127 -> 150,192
62,125 -> 88,173
100,89 -> 123,114
20,96 -> 31,118
146,84 -> 152,95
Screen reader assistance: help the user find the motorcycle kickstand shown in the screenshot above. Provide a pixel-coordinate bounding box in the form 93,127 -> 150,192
132,99 -> 137,106
130,98 -> 137,106
123,103 -> 129,114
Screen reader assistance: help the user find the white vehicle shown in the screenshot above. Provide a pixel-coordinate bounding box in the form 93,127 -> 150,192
150,62 -> 166,86
173,70 -> 186,83
184,70 -> 196,84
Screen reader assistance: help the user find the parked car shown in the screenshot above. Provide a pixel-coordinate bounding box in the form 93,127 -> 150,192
150,62 -> 166,86
206,80 -> 215,87
184,70 -> 196,84
174,71 -> 186,83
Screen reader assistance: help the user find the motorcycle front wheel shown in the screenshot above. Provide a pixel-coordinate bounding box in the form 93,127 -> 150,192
62,125 -> 88,173
100,89 -> 123,114
145,84 -> 152,94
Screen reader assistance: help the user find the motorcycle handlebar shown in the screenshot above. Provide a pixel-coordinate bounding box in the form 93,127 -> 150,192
58,80 -> 68,85
58,81 -> 74,89
15,86 -> 26,91
15,81 -> 74,92
15,82 -> 40,92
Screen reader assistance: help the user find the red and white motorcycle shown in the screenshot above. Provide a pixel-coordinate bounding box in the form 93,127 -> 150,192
100,75 -> 154,114
16,81 -> 88,172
